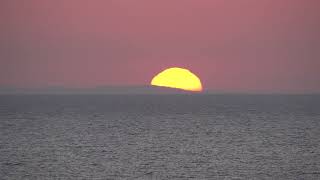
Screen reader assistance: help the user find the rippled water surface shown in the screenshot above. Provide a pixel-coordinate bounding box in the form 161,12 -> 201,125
1,94 -> 320,179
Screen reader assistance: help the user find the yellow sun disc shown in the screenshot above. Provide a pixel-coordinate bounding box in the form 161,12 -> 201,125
151,67 -> 203,92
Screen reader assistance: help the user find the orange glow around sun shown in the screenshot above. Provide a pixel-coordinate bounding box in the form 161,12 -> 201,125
151,67 -> 203,92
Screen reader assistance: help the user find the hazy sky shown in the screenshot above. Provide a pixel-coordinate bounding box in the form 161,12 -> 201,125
1,0 -> 320,92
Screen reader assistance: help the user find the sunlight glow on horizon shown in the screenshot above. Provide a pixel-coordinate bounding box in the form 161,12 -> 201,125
151,67 -> 203,92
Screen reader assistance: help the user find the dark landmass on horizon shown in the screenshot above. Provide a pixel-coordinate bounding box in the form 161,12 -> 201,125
0,86 -> 199,94
0,86 -> 319,95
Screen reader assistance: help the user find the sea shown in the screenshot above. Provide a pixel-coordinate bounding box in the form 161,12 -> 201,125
0,94 -> 319,179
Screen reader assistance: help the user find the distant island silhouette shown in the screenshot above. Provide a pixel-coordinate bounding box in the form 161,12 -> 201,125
0,86 -> 202,94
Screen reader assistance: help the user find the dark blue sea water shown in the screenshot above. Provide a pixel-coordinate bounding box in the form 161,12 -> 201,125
0,94 -> 320,179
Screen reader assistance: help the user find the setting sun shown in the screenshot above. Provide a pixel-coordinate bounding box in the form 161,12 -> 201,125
151,67 -> 203,92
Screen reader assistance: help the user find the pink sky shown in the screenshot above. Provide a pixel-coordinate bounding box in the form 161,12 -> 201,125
1,0 -> 319,92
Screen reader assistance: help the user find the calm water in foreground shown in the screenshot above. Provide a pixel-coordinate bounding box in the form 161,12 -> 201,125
0,94 -> 320,179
